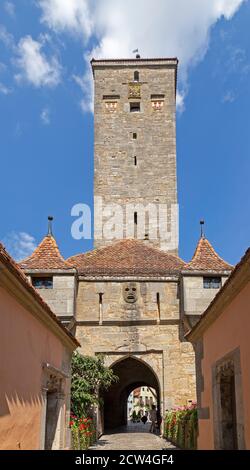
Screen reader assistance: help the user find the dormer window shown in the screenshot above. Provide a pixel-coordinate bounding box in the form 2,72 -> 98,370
32,277 -> 53,289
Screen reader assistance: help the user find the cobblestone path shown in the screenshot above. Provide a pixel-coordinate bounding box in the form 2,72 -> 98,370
90,423 -> 177,451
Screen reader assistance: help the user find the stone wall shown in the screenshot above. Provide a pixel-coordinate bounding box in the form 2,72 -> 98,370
77,280 -> 179,323
76,278 -> 196,424
182,275 -> 228,317
28,274 -> 75,320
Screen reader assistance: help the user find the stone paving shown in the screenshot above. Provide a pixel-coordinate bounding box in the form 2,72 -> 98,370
90,422 -> 177,451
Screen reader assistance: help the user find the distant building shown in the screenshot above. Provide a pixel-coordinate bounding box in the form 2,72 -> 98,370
128,387 -> 157,419
187,248 -> 250,450
0,243 -> 79,450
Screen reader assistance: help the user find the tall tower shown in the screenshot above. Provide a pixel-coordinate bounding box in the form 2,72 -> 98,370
92,57 -> 178,253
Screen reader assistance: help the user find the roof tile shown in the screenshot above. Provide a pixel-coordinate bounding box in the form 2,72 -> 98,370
184,237 -> 233,272
67,239 -> 185,276
19,235 -> 73,271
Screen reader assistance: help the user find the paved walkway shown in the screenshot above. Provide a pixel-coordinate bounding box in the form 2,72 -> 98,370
90,422 -> 177,451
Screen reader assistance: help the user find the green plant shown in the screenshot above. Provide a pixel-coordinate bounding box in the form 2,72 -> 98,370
132,410 -> 137,422
70,415 -> 95,450
71,352 -> 118,417
164,404 -> 198,449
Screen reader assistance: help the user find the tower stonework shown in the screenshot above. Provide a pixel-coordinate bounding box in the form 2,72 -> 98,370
92,58 -> 178,253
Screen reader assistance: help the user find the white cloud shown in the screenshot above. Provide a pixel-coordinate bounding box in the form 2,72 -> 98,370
222,90 -> 236,103
38,0 -> 93,39
4,1 -> 15,17
176,91 -> 186,114
0,81 -> 12,94
0,59 -> 12,95
0,24 -> 15,48
38,0 -> 245,111
1,232 -> 36,261
15,35 -> 61,87
41,106 -> 51,124
72,71 -> 93,113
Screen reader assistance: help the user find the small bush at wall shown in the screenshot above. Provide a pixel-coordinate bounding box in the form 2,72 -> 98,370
164,404 -> 198,449
70,415 -> 95,450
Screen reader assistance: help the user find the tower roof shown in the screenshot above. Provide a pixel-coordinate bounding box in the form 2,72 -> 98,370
67,239 -> 185,277
19,235 -> 73,271
184,237 -> 233,272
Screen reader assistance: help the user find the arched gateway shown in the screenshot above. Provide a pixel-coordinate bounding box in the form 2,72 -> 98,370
103,356 -> 160,429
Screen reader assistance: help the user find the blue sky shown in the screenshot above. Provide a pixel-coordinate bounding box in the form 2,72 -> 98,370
0,0 -> 249,264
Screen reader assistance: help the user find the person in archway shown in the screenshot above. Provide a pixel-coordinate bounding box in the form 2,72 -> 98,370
141,413 -> 148,425
149,404 -> 157,433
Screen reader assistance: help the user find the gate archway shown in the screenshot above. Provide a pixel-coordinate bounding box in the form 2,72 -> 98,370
103,356 -> 160,430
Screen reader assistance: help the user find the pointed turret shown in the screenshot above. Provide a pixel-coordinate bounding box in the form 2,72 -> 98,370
19,217 -> 72,271
18,217 -> 76,329
184,223 -> 233,272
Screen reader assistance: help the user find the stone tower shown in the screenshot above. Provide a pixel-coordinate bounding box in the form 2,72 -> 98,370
92,57 -> 178,253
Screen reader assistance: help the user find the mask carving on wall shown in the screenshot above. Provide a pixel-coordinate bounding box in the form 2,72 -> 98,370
123,282 -> 138,303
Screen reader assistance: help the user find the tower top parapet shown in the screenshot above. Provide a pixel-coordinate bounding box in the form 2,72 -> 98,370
91,56 -> 178,72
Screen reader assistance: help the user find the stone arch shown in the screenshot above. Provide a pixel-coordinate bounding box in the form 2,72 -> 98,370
102,355 -> 161,430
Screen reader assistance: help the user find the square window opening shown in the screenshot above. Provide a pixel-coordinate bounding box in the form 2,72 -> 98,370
203,277 -> 222,289
32,277 -> 53,289
130,102 -> 140,113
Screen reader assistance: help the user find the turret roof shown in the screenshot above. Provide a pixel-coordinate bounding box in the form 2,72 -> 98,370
19,235 -> 73,271
183,237 -> 233,272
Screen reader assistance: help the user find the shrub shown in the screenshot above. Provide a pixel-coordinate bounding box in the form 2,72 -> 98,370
70,415 -> 95,450
71,352 -> 118,418
164,403 -> 198,449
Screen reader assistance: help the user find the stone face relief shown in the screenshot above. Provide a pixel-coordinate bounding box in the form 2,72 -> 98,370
123,282 -> 138,303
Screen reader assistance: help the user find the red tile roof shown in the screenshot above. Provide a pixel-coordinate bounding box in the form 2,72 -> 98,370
19,235 -> 73,271
67,239 -> 185,276
0,243 -> 79,347
184,237 -> 233,272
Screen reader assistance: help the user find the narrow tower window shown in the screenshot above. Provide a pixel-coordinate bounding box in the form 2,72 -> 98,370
134,212 -> 137,238
133,133 -> 137,139
156,292 -> 160,323
134,71 -> 139,82
134,156 -> 137,166
99,293 -> 103,325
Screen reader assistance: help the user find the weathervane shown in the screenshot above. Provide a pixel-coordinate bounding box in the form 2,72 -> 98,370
133,48 -> 141,59
48,216 -> 53,236
200,220 -> 205,238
